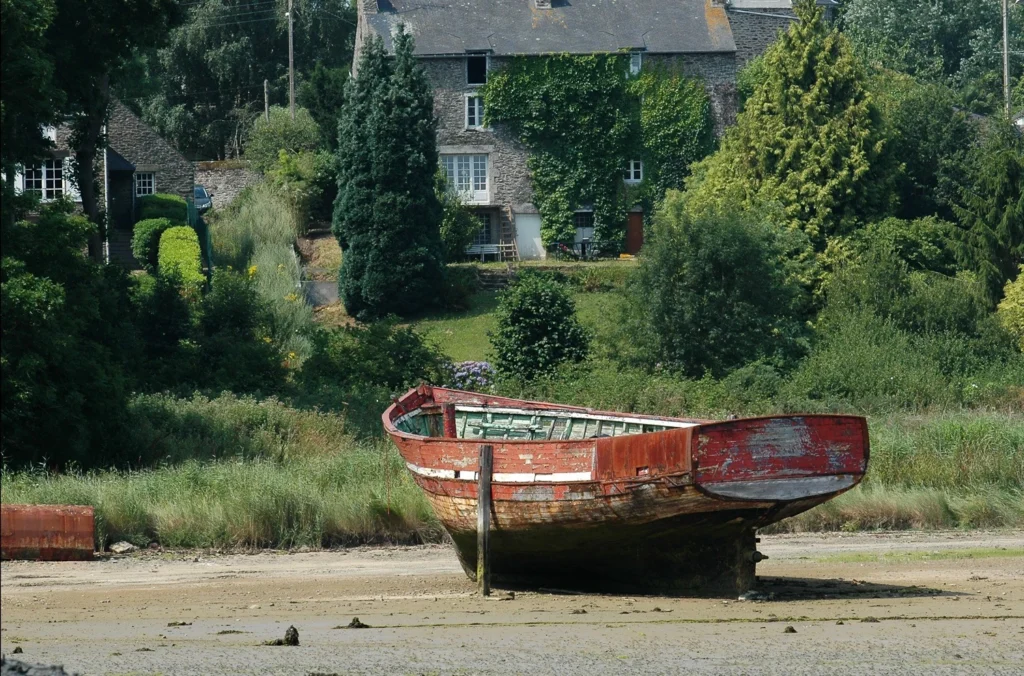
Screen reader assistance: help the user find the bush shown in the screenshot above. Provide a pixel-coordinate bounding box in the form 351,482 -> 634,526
300,320 -> 450,394
997,267 -> 1024,351
436,170 -> 480,261
209,183 -> 295,270
619,194 -> 807,378
138,193 -> 187,223
440,265 -> 480,311
244,106 -> 322,173
132,217 -> 174,271
490,271 -> 590,381
157,226 -> 204,291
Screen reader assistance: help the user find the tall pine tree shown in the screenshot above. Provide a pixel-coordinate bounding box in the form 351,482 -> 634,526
333,27 -> 444,320
684,0 -> 897,249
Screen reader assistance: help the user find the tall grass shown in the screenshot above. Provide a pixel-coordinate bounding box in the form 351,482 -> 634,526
1,446 -> 437,549
209,183 -> 313,359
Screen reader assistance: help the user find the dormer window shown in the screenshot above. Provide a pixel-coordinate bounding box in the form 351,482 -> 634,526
624,160 -> 643,184
629,52 -> 643,76
467,56 -> 488,86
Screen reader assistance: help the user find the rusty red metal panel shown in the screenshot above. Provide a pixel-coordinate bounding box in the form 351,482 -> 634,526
1,504 -> 95,561
693,416 -> 869,484
595,427 -> 692,480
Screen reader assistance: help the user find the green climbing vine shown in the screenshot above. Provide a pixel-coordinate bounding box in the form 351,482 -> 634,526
482,54 -> 714,250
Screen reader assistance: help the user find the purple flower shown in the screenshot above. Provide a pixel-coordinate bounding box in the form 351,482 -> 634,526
448,361 -> 495,392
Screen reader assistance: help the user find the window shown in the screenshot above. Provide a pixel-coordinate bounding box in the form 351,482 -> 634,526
135,172 -> 155,196
629,52 -> 643,76
624,160 -> 643,184
466,96 -> 485,129
441,154 -> 489,203
473,212 -> 494,245
467,55 -> 487,86
22,159 -> 65,200
574,211 -> 595,233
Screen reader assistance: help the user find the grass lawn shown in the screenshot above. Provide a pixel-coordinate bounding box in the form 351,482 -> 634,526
412,290 -> 622,362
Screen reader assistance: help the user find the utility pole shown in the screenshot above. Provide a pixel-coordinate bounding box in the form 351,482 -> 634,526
264,79 -> 270,122
1004,0 -> 1011,117
288,0 -> 295,121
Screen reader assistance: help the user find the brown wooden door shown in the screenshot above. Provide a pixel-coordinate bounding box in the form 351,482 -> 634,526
625,212 -> 644,254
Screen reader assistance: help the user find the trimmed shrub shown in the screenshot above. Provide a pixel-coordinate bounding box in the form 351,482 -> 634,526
132,217 -> 174,271
139,193 -> 188,223
157,226 -> 204,291
490,271 -> 591,381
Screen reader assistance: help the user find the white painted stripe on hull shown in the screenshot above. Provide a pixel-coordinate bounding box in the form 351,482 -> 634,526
406,462 -> 592,483
702,475 -> 857,501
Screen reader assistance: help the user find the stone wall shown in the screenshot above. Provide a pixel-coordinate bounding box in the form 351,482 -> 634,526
647,53 -> 738,135
727,8 -> 797,66
194,161 -> 261,209
107,100 -> 194,201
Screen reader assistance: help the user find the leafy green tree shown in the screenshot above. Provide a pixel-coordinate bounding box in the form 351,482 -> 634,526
2,202 -> 140,468
490,272 -> 590,381
244,106 -> 321,173
298,62 -> 348,152
620,193 -> 808,378
842,0 -> 1023,114
871,73 -> 976,221
435,170 -> 480,261
46,0 -> 180,259
134,0 -> 355,159
952,119 -> 1024,303
997,266 -> 1024,351
684,0 -> 896,249
0,0 -> 61,187
333,28 -> 445,319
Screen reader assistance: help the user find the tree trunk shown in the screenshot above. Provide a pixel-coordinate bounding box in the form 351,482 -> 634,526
73,74 -> 110,263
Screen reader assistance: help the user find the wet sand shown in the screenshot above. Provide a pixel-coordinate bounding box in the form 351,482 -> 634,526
2,531 -> 1022,675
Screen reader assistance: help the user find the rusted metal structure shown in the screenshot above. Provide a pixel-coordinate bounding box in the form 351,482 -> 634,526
1,504 -> 95,561
384,386 -> 869,594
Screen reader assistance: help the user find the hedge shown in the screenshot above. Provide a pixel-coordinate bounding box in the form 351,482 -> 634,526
139,193 -> 188,223
158,226 -> 205,291
132,217 -> 174,271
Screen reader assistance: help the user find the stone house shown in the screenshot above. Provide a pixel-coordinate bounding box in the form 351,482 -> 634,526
356,0 -> 818,260
14,99 -> 194,265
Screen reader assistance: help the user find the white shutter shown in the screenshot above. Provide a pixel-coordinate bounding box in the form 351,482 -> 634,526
13,166 -> 25,194
63,157 -> 81,202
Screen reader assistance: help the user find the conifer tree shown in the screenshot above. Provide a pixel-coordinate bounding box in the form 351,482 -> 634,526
333,27 -> 444,319
684,0 -> 896,249
953,120 -> 1024,304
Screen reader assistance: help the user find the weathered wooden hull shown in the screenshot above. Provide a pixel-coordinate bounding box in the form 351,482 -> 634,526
383,386 -> 869,594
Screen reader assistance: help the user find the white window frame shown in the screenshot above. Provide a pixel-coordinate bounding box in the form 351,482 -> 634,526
624,160 -> 643,185
465,95 -> 486,130
629,52 -> 643,76
135,172 -> 155,196
441,154 -> 489,204
18,159 -> 71,202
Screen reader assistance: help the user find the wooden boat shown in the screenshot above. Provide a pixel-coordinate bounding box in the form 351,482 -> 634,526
383,385 -> 869,594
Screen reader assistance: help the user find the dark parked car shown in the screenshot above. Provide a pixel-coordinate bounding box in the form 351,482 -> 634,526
194,185 -> 213,212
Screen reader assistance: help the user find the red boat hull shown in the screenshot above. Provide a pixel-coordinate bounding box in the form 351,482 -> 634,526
383,386 -> 869,593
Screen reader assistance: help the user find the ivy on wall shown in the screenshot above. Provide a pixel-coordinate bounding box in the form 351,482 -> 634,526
482,54 -> 714,249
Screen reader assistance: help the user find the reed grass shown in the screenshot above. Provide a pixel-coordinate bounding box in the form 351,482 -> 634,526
1,394 -> 1020,549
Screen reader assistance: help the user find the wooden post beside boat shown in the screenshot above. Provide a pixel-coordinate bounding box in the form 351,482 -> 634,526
442,403 -> 457,438
477,444 -> 493,596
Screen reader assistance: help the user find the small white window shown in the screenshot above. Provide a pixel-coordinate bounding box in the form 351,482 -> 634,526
629,52 -> 643,76
466,96 -> 485,129
135,172 -> 155,196
624,160 -> 643,184
441,154 -> 489,204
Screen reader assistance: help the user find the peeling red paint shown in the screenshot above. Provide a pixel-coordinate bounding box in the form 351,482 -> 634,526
1,504 -> 95,561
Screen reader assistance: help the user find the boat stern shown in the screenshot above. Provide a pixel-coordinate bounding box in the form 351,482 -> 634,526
692,415 -> 869,503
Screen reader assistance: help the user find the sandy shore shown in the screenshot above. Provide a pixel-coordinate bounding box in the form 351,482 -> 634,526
2,531 -> 1022,674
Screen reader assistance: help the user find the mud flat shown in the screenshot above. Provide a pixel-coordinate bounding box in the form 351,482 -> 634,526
2,532 -> 1022,675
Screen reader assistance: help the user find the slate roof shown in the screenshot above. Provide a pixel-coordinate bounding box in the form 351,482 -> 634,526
365,0 -> 736,56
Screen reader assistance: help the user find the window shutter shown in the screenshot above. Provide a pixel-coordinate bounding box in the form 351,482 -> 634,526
13,167 -> 25,194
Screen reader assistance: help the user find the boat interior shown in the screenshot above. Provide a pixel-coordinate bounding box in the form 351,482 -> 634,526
394,404 -> 698,441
